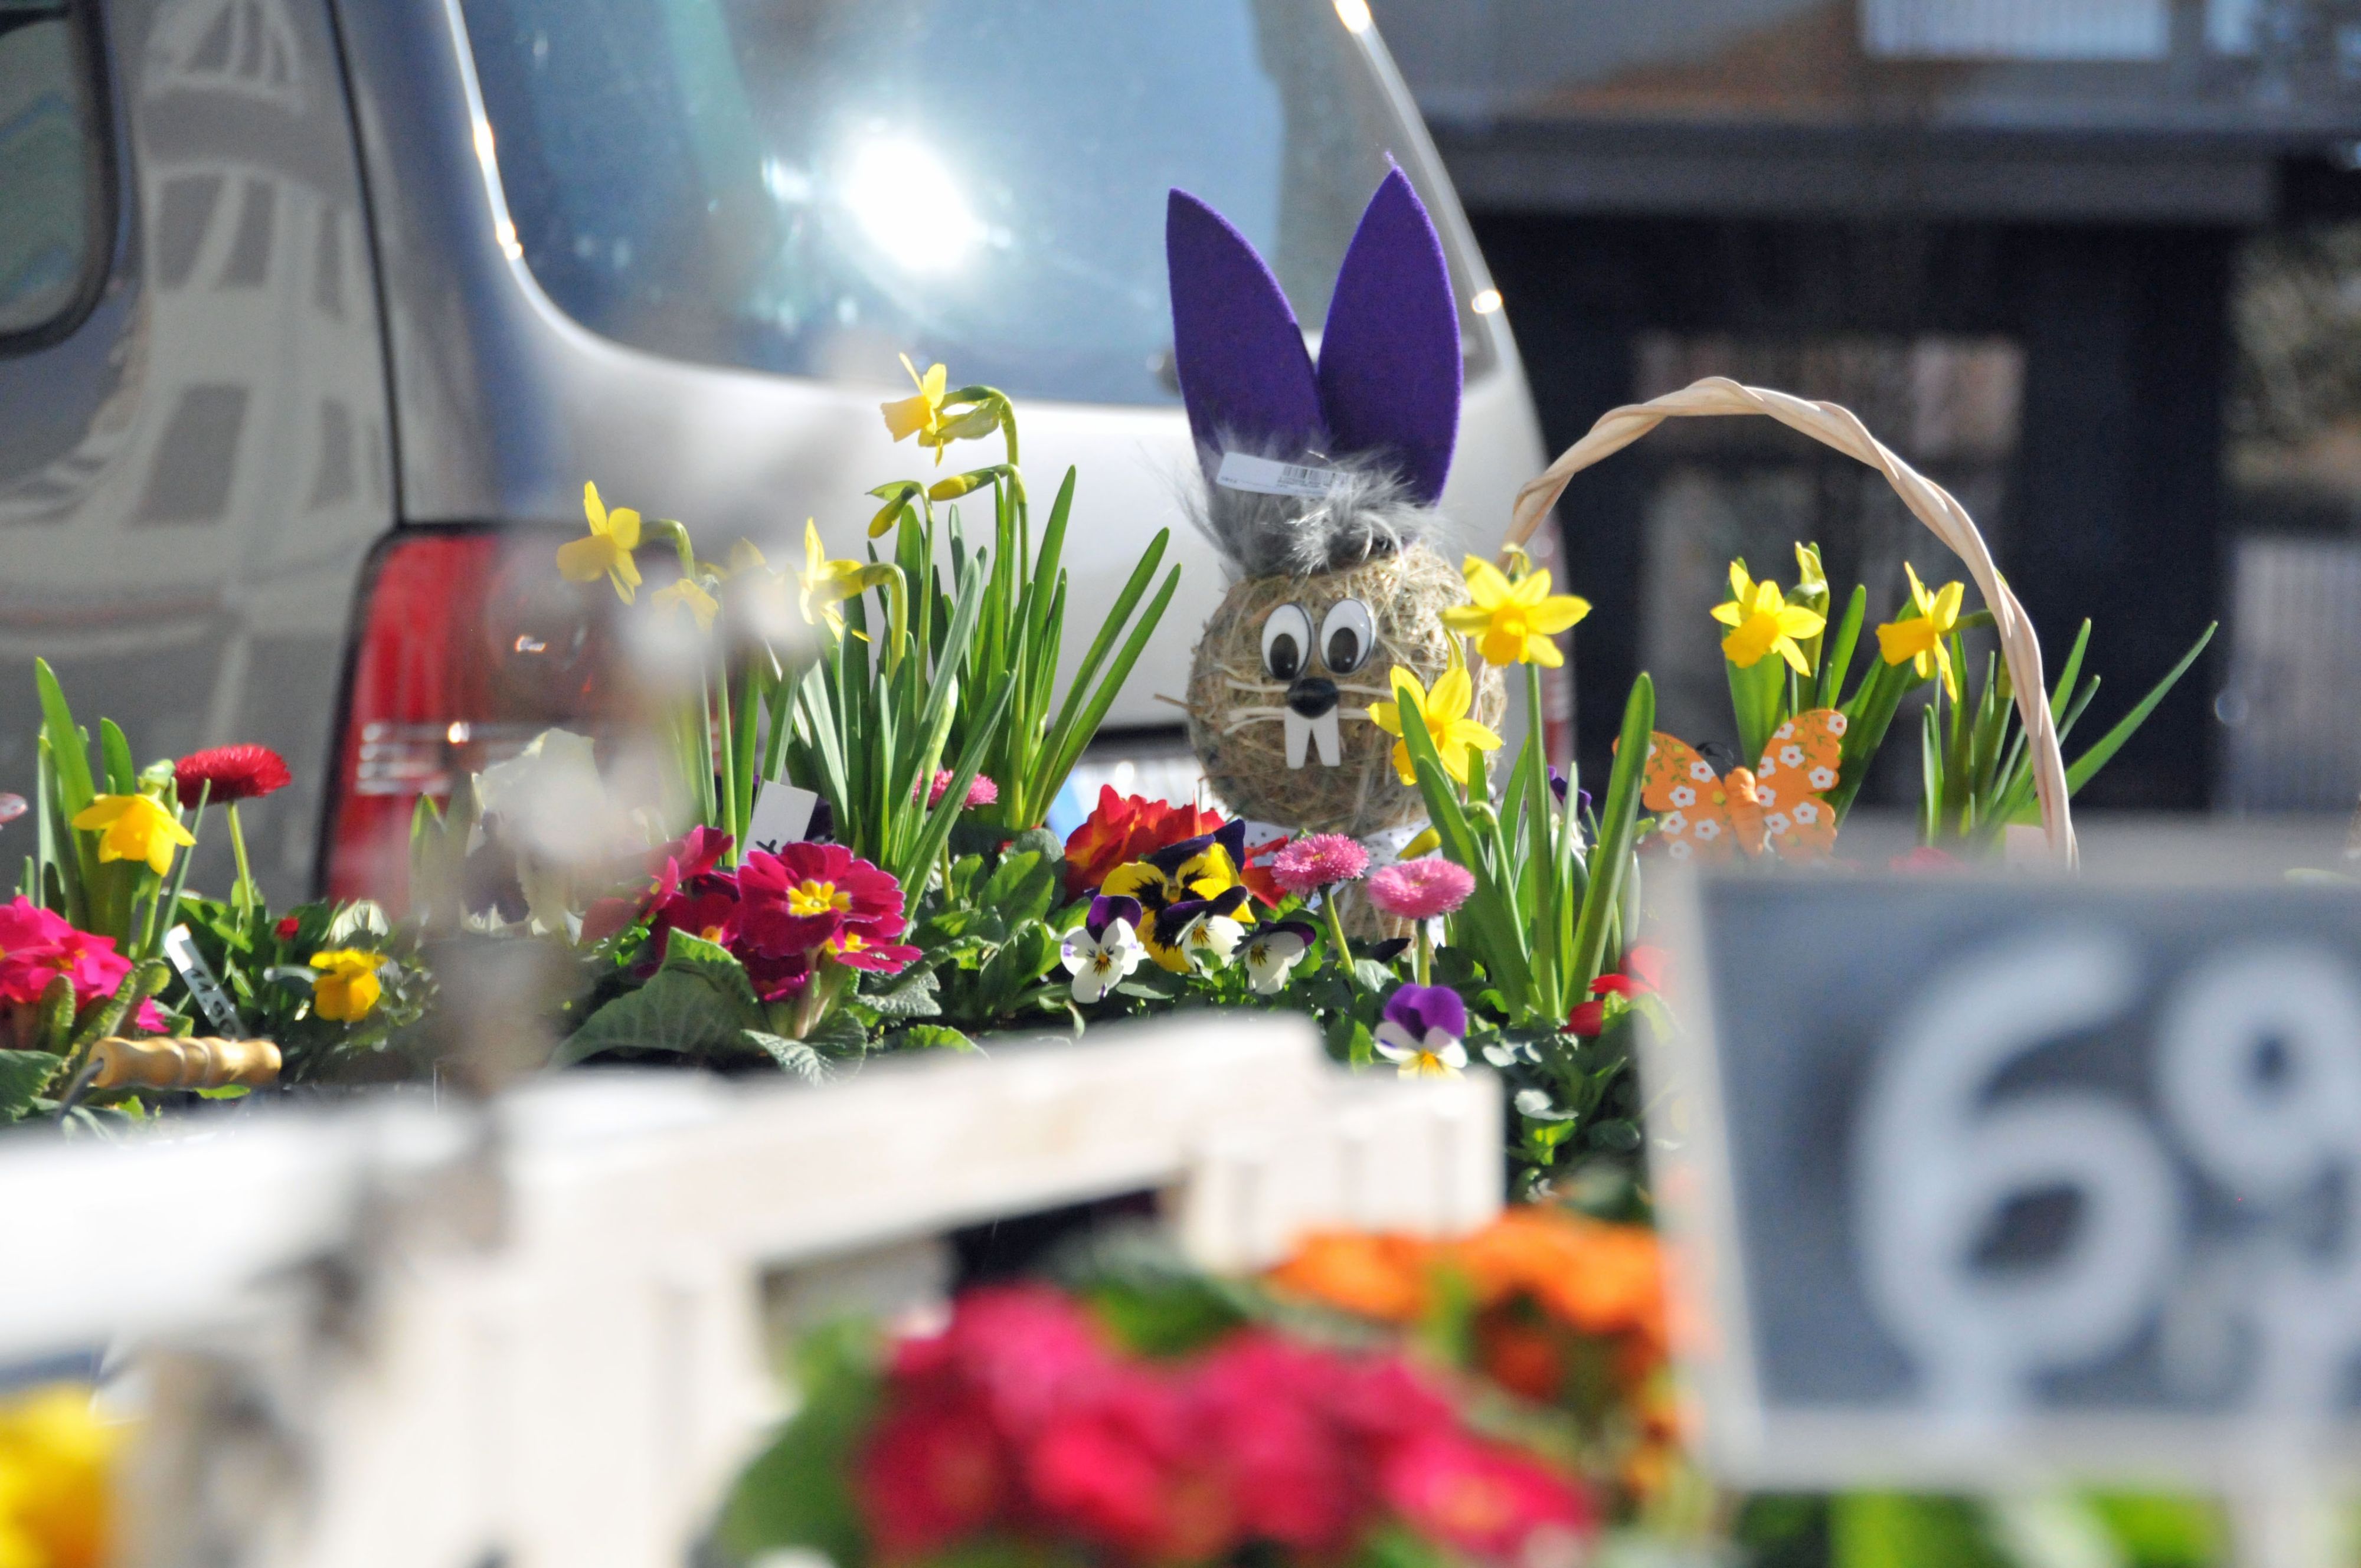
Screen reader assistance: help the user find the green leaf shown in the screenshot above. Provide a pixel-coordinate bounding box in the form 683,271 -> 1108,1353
553,970 -> 758,1066
1569,675 -> 1653,995
978,920 -> 1061,1014
99,719 -> 136,797
891,1023 -> 975,1051
2061,622 -> 2216,797
658,929 -> 761,1006
980,848 -> 1059,928
805,1009 -> 872,1055
0,1049 -> 60,1121
715,1320 -> 881,1564
861,966 -> 942,1020
741,1030 -> 829,1082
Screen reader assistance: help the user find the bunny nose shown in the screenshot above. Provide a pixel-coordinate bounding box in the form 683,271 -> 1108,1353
1287,676 -> 1338,718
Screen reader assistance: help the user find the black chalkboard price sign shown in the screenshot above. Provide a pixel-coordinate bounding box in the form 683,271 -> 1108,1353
1646,872 -> 2361,1564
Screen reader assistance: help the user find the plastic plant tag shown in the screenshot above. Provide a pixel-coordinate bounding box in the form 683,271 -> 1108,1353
1214,451 -> 1345,499
745,781 -> 820,856
164,924 -> 242,1033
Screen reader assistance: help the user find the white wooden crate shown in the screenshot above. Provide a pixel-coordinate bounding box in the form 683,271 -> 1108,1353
2,1014 -> 1499,1568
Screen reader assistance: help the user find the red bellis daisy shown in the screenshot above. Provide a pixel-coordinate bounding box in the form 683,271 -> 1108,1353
175,744 -> 292,807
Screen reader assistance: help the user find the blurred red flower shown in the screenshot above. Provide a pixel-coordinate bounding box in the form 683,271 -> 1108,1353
1062,787 -> 1224,899
1379,1430 -> 1592,1563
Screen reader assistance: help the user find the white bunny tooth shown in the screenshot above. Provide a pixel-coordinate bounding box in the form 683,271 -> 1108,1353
1284,709 -> 1312,768
1312,707 -> 1341,766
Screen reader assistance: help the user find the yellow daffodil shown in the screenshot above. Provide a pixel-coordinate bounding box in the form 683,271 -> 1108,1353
798,519 -> 868,639
650,575 -> 720,632
310,949 -> 387,1022
1441,555 -> 1591,667
1875,561 -> 1966,700
1711,561 -> 1825,675
0,1383 -> 117,1568
1369,663 -> 1502,787
557,482 -> 643,603
881,355 -> 949,460
1399,826 -> 1442,858
71,794 -> 193,876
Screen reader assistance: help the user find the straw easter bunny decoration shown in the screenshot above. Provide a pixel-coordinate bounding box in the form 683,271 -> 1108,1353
1170,169 -> 1503,837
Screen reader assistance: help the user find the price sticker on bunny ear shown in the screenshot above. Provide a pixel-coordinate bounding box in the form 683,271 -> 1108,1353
1642,869 -> 2361,1500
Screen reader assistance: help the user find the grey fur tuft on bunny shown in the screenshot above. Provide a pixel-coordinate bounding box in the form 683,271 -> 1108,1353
1182,436 -> 1440,581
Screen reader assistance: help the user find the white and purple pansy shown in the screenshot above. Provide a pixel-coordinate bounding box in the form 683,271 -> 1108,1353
1061,894 -> 1146,1004
1372,983 -> 1469,1079
1160,892 -> 1246,971
1239,919 -> 1318,995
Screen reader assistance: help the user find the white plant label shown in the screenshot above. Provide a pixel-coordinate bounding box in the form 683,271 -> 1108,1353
164,924 -> 243,1034
745,781 -> 820,857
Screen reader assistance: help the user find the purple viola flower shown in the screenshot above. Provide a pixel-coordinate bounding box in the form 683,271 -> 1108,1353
1087,894 -> 1143,939
1374,984 -> 1470,1078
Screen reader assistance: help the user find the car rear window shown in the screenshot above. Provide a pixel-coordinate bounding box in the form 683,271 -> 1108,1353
0,0 -> 107,345
460,0 -> 1491,405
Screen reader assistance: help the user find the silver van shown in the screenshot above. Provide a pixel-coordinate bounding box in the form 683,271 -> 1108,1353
0,0 -> 1545,902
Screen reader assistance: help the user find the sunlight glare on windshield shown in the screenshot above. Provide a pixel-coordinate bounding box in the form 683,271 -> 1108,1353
839,135 -> 982,273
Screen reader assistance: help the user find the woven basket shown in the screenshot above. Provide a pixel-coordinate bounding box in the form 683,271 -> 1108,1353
1502,377 -> 2075,866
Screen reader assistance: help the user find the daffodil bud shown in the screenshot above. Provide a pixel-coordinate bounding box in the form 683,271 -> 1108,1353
927,467 -> 1005,503
866,481 -> 923,538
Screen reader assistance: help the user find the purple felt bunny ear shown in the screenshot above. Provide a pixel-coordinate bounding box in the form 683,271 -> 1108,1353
1317,168 -> 1461,506
1166,189 -> 1323,464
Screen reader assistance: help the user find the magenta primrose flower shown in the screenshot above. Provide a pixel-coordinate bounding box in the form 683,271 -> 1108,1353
1365,857 -> 1474,921
1270,833 -> 1370,895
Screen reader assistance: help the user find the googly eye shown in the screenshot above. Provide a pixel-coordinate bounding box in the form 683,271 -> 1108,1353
1261,603 -> 1312,683
1319,599 -> 1375,675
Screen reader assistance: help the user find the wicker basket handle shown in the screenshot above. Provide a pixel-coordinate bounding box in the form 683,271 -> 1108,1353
1503,376 -> 2075,867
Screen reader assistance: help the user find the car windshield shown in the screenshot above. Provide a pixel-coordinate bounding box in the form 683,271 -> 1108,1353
461,0 -> 1490,406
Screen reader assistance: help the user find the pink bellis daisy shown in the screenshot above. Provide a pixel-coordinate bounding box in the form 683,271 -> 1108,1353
920,770 -> 999,808
1366,858 -> 1475,921
1270,833 -> 1370,895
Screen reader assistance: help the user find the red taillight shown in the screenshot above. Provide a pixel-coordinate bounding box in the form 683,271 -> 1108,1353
325,530 -> 619,906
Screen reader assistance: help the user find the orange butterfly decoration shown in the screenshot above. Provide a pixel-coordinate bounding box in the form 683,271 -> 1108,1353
1637,709 -> 1848,863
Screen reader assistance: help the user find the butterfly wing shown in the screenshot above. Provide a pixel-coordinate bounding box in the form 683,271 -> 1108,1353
1751,709 -> 1848,859
1639,731 -> 1739,863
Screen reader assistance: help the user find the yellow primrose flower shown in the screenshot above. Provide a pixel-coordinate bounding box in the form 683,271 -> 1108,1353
1441,555 -> 1591,667
798,519 -> 868,639
557,482 -> 643,603
71,794 -> 194,876
0,1383 -> 117,1568
650,575 -> 720,632
1875,561 -> 1967,700
881,355 -> 949,460
1711,561 -> 1825,675
310,949 -> 387,1022
1369,663 -> 1502,787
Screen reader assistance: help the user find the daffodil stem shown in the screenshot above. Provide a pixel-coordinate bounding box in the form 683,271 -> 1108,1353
225,800 -> 254,919
147,783 -> 208,958
1321,891 -> 1355,983
712,664 -> 741,854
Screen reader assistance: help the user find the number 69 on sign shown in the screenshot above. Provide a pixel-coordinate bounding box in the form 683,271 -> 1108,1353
1642,875 -> 2361,1493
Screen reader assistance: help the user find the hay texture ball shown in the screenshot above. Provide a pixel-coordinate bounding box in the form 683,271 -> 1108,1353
1166,169 -> 1502,836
